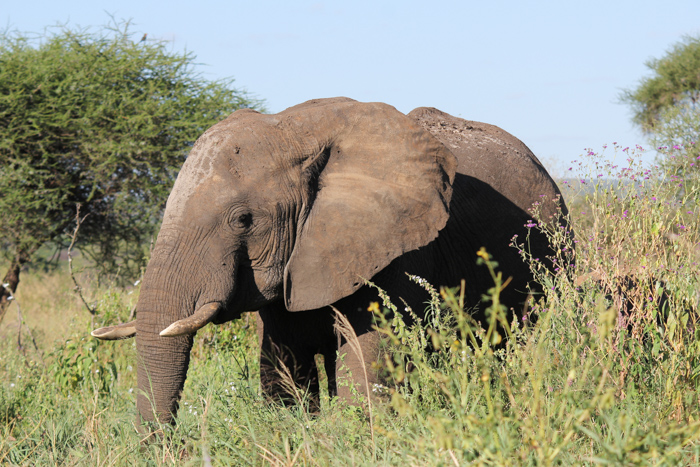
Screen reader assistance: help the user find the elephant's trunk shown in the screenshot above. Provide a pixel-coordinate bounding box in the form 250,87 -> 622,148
132,223 -> 238,424
136,316 -> 193,424
133,236 -> 199,425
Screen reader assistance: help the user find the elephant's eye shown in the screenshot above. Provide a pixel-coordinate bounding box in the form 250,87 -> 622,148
235,212 -> 253,229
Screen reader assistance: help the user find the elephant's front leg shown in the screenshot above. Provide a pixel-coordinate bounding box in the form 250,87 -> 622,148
256,304 -> 336,412
258,332 -> 321,409
335,312 -> 386,406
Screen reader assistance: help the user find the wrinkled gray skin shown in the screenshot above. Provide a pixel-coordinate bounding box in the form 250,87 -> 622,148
93,98 -> 568,425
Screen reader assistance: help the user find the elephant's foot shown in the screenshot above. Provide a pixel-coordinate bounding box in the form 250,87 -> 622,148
335,329 -> 388,409
259,341 -> 322,412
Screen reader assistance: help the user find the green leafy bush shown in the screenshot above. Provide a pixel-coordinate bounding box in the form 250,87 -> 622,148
0,20 -> 264,316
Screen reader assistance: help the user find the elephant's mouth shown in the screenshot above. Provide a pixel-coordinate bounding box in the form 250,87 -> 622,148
212,304 -> 245,324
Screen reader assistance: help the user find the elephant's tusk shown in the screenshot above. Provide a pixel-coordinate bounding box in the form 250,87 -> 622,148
91,321 -> 137,340
160,302 -> 221,337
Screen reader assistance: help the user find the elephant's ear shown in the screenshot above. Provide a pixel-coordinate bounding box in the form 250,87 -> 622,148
283,102 -> 457,311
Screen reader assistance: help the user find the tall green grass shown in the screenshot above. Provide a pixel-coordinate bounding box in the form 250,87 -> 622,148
1,146 -> 699,465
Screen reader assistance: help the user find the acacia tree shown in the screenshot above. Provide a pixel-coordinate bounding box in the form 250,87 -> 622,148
621,35 -> 700,132
621,35 -> 700,186
0,22 -> 263,316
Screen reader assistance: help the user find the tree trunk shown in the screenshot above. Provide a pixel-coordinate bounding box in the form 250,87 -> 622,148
0,249 -> 31,324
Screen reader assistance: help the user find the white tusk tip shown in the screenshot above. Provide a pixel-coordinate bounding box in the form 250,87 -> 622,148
159,324 -> 180,337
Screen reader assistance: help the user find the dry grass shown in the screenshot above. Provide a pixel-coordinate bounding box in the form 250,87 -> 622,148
1,267 -> 81,348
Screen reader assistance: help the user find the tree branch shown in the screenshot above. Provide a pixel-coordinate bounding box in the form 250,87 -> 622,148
68,204 -> 95,319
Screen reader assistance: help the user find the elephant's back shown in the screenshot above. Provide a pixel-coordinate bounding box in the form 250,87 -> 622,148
407,107 -> 570,315
408,106 -> 565,221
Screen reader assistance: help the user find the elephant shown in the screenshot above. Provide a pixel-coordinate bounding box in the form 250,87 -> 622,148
91,97 -> 569,426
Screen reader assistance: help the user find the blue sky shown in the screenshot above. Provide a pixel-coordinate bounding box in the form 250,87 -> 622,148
5,1 -> 700,175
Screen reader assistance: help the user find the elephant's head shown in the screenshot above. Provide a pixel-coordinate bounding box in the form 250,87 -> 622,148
92,97 -> 456,424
